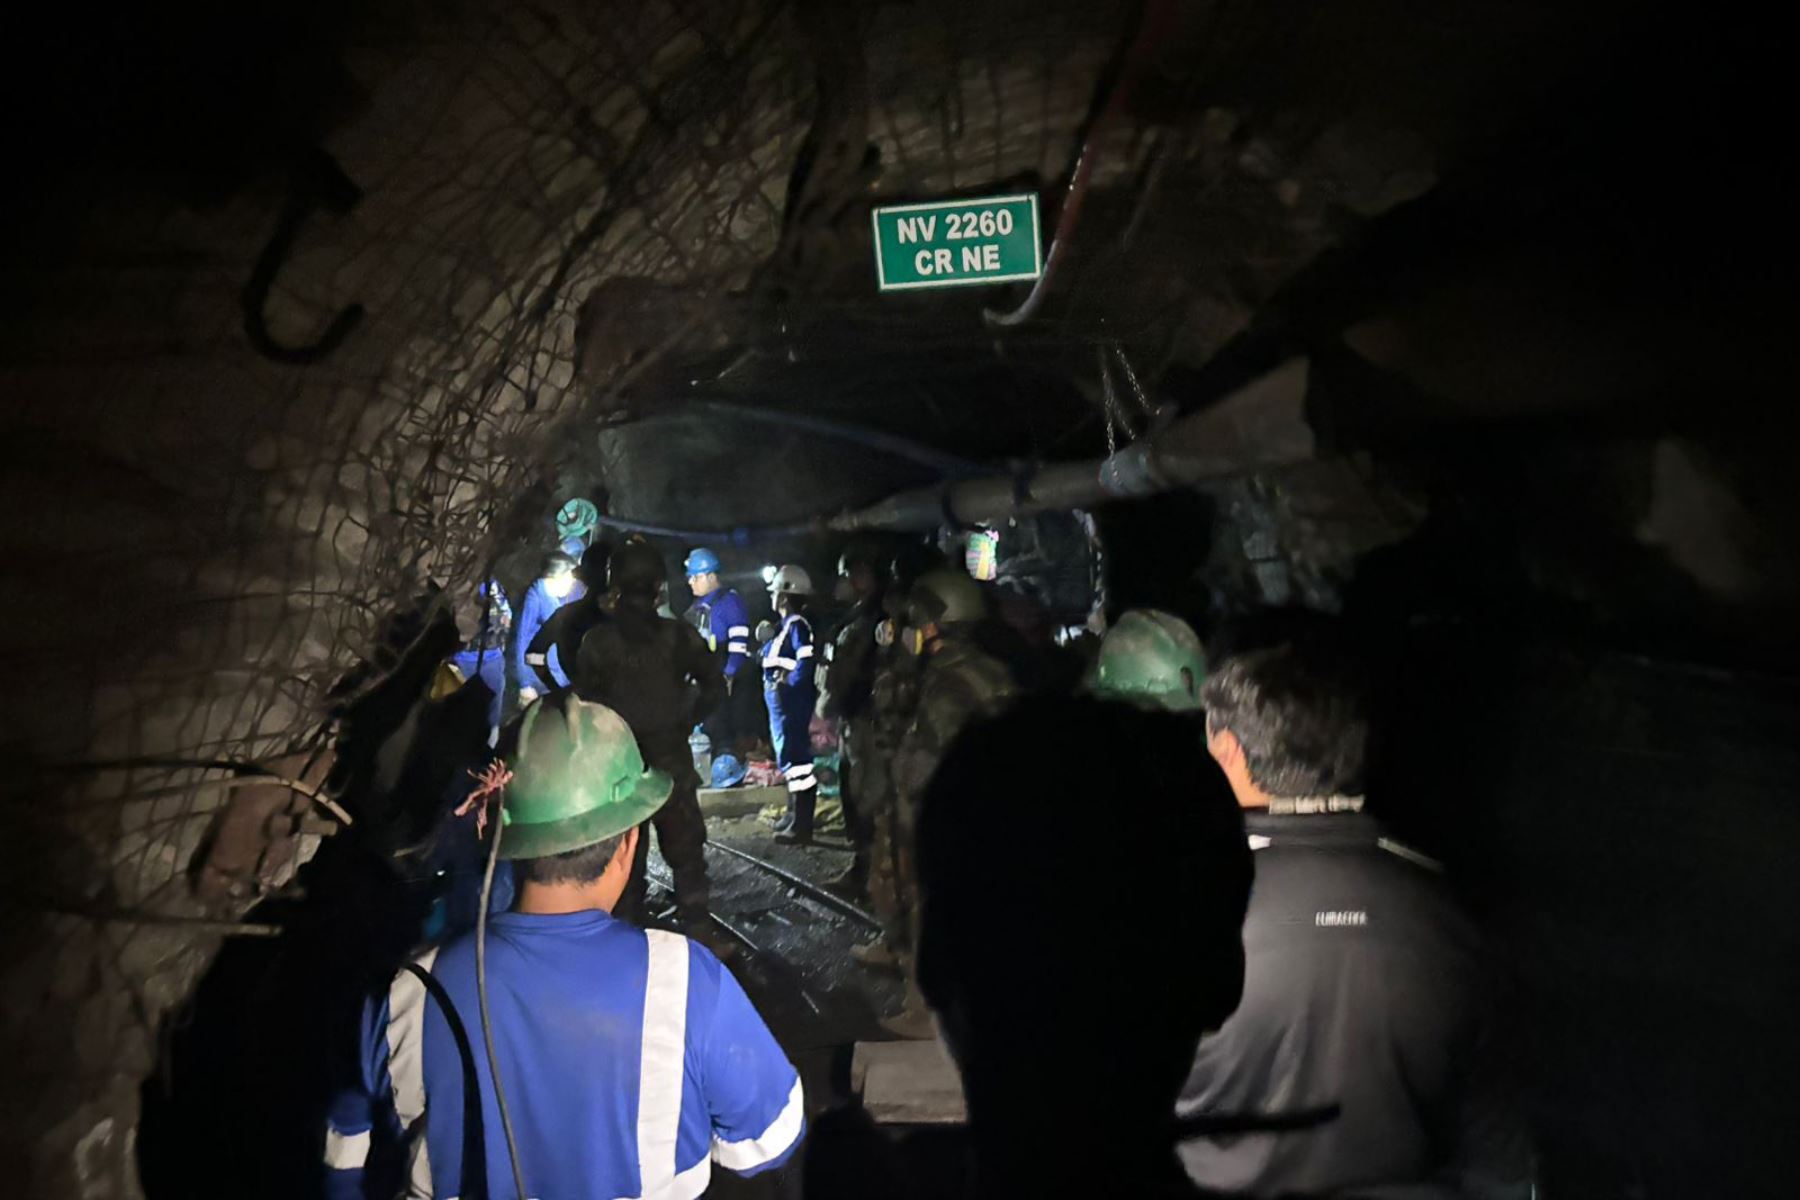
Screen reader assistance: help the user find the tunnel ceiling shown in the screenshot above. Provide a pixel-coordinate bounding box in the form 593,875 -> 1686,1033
0,0 -> 1795,1193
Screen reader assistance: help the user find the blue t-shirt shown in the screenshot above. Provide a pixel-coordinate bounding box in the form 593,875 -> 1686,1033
325,913 -> 803,1199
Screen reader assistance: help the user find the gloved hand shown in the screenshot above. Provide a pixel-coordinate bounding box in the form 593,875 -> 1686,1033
519,686 -> 539,705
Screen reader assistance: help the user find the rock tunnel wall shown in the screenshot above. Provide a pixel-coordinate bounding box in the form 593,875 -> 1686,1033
0,3 -> 1125,1192
6,0 -> 1788,1193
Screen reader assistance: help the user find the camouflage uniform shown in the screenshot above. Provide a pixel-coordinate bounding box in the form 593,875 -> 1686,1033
885,634 -> 1016,964
573,600 -> 722,925
820,593 -> 885,872
862,640 -> 921,950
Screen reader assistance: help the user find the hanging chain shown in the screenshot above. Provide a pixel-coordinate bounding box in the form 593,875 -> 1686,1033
1113,342 -> 1154,416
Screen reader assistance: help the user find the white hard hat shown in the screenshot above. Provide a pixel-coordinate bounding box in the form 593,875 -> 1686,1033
768,564 -> 814,596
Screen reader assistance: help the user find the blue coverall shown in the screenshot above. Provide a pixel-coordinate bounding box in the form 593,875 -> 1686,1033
689,586 -> 756,746
762,614 -> 818,798
688,587 -> 752,680
512,577 -> 586,696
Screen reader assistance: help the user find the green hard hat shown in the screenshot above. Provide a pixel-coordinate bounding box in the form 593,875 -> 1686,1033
498,696 -> 672,860
556,498 -> 600,542
907,568 -> 986,626
1091,609 -> 1208,712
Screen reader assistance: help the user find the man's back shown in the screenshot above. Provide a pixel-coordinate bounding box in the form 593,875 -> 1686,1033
1177,812 -> 1526,1197
525,593 -> 610,692
576,605 -> 718,753
336,912 -> 802,1199
894,638 -> 1015,804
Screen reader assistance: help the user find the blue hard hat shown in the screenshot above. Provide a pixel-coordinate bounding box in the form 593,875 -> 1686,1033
559,536 -> 588,559
710,754 -> 747,789
685,548 -> 721,576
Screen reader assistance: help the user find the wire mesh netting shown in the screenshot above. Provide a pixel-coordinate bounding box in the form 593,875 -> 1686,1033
0,1 -> 1126,1192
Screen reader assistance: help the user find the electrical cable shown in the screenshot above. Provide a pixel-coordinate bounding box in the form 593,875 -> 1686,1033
476,811 -> 528,1200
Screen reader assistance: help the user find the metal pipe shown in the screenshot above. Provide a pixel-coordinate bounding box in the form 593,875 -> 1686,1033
829,357 -> 1313,532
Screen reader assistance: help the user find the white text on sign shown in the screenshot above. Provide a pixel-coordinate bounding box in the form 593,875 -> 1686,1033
872,194 -> 1041,291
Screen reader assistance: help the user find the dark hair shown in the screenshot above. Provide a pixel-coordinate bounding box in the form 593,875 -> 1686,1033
576,544 -> 610,587
516,828 -> 630,886
1202,643 -> 1367,797
543,551 -> 577,576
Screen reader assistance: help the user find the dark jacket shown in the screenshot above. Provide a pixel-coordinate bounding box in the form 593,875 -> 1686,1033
574,599 -> 722,757
1176,811 -> 1532,1200
524,591 -> 612,693
821,595 -> 884,721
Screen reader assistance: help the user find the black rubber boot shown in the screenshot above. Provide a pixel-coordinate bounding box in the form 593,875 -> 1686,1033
774,789 -> 815,844
771,798 -> 795,836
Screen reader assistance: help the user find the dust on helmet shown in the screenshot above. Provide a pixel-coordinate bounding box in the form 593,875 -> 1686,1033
1089,609 -> 1207,713
497,695 -> 672,859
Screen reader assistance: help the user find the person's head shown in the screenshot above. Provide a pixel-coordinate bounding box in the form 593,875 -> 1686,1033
608,537 -> 666,603
499,694 -> 672,912
767,564 -> 813,616
1090,609 -> 1207,713
903,568 -> 985,655
836,540 -> 888,603
541,551 -> 577,598
515,824 -> 640,898
683,547 -> 721,597
917,696 -> 1251,1177
1202,642 -> 1368,809
575,543 -> 610,591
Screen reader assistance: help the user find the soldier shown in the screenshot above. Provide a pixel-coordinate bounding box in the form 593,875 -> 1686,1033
573,538 -> 730,958
817,542 -> 889,897
849,549 -> 935,971
870,567 -> 1019,1039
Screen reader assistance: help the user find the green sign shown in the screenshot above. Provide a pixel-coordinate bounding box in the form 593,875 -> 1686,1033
872,194 -> 1042,291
